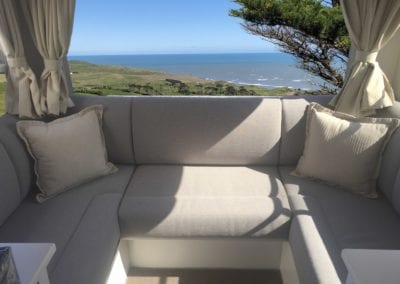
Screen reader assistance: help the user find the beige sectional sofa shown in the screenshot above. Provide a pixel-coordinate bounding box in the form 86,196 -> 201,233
0,95 -> 399,284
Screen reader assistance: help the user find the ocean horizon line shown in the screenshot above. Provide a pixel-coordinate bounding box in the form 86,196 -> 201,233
67,53 -> 323,90
68,51 -> 284,57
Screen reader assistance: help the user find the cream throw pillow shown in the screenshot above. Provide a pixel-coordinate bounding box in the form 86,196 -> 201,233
17,105 -> 118,202
293,103 -> 399,198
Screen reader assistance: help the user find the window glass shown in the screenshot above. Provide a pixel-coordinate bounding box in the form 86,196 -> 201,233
68,1 -> 340,98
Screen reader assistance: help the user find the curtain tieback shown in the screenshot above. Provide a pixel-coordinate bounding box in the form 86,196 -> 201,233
7,57 -> 29,68
44,59 -> 64,71
354,51 -> 379,64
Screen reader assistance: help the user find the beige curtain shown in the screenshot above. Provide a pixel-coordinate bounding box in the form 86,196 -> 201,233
22,0 -> 76,116
331,0 -> 400,116
0,0 -> 41,118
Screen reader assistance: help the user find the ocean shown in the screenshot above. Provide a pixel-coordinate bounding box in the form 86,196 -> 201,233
68,53 -> 325,90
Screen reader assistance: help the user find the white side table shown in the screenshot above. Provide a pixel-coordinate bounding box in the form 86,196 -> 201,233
342,249 -> 400,284
0,243 -> 56,284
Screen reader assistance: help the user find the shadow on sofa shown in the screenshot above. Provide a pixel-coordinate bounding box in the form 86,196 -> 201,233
1,95 -> 400,284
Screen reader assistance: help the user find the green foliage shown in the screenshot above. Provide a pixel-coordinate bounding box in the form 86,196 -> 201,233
231,0 -> 348,49
70,61 -> 294,97
230,0 -> 350,88
0,62 -> 300,117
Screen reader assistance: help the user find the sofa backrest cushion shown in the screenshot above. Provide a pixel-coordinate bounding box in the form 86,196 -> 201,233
132,97 -> 282,166
0,115 -> 34,198
0,142 -> 21,225
394,171 -> 400,211
70,96 -> 134,164
379,128 -> 400,212
280,95 -> 334,166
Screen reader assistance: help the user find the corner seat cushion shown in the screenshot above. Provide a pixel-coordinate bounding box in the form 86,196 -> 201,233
0,165 -> 134,281
49,194 -> 121,284
279,166 -> 400,283
119,165 -> 291,238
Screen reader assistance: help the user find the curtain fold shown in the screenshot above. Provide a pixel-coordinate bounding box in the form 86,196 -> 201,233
22,0 -> 76,116
0,0 -> 41,118
331,0 -> 400,116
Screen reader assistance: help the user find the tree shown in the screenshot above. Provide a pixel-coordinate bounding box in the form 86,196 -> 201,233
230,0 -> 350,89
225,85 -> 237,96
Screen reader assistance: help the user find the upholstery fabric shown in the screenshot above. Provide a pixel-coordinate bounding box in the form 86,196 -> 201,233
0,115 -> 34,198
2,95 -> 400,284
0,142 -> 20,226
132,97 -> 281,165
280,166 -> 400,283
280,96 -> 333,166
331,0 -> 400,116
289,203 -> 342,284
119,165 -> 291,238
293,103 -> 400,197
378,128 -> 400,213
0,165 -> 134,273
17,105 -> 118,202
49,194 -> 121,284
394,171 -> 400,210
0,0 -> 41,117
21,0 -> 76,116
70,95 -> 135,164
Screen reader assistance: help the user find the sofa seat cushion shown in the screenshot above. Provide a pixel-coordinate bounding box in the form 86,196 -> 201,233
49,194 -> 122,284
280,166 -> 400,284
119,165 -> 291,238
0,165 -> 134,282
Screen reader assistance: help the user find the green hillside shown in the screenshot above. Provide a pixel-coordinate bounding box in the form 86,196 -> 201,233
0,61 -> 302,116
69,61 -> 294,97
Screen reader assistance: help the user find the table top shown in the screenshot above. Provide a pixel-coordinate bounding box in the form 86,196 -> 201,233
0,243 -> 56,284
342,249 -> 400,284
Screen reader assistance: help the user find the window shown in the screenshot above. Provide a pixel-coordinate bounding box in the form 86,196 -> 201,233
68,1 -> 329,99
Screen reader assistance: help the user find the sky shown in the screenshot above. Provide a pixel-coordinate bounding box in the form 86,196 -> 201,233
69,0 -> 278,55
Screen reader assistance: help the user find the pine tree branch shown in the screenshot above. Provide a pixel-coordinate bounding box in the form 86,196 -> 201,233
243,23 -> 346,88
231,0 -> 349,90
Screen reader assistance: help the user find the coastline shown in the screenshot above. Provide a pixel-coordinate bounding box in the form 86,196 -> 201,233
69,53 -> 322,90
0,60 -> 325,116
69,60 -> 296,97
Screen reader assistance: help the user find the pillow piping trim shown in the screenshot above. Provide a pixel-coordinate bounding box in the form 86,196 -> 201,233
293,103 -> 400,198
16,105 -> 118,203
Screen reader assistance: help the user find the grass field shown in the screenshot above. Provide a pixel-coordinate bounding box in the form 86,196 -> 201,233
69,61 -> 295,97
0,60 -> 307,116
